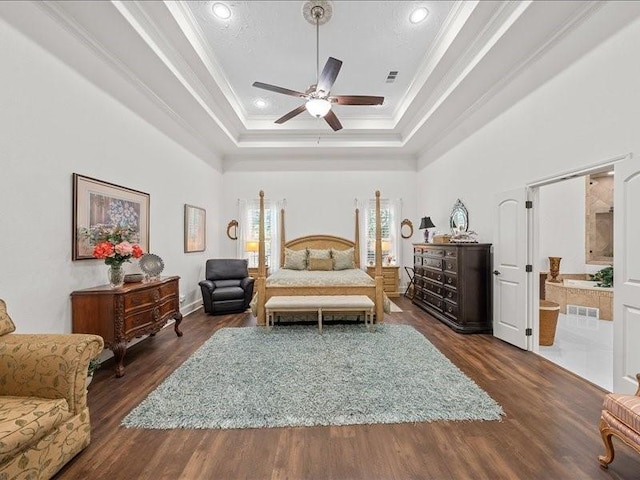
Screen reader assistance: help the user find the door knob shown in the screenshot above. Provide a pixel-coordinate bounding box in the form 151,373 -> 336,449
493,270 -> 501,276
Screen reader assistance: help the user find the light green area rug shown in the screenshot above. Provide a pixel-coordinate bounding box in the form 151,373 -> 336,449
122,325 -> 503,430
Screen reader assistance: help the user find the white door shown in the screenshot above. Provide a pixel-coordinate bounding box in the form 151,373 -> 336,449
613,155 -> 640,393
493,189 -> 529,349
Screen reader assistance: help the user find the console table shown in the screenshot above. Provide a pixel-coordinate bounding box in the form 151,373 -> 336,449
71,276 -> 183,377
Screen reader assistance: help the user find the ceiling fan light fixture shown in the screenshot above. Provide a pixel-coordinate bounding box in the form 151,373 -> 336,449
305,98 -> 331,118
410,7 -> 429,24
211,2 -> 231,20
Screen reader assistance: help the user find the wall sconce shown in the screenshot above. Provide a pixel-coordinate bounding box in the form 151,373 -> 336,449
419,217 -> 436,243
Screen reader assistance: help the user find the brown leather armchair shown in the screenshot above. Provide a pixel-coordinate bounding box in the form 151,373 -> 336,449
199,259 -> 255,315
599,373 -> 640,467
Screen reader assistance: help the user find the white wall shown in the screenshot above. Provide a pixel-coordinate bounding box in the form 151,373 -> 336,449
220,167 -> 417,285
416,14 -> 640,246
0,18 -> 222,333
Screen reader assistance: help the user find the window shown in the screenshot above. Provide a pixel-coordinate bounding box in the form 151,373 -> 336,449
364,198 -> 400,266
237,199 -> 282,270
244,204 -> 273,267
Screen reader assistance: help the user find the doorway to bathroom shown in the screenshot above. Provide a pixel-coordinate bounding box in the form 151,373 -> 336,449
533,168 -> 614,391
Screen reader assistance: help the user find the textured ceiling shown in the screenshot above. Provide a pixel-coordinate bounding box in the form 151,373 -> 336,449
183,1 -> 455,122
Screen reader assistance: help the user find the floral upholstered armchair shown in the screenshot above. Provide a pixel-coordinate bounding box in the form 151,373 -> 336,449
0,299 -> 104,479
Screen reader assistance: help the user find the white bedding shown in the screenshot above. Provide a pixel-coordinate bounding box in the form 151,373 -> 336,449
266,268 -> 374,287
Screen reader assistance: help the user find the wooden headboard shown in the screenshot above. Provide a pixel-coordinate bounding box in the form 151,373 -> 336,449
283,235 -> 360,268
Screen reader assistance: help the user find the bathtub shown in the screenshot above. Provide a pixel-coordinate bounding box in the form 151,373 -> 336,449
545,278 -> 613,320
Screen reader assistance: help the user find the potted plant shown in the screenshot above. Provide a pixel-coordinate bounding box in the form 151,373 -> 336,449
86,358 -> 101,388
590,266 -> 613,288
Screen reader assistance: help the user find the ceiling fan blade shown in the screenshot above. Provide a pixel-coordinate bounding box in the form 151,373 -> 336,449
316,57 -> 343,94
324,110 -> 343,131
253,82 -> 306,98
332,95 -> 384,106
275,105 -> 307,124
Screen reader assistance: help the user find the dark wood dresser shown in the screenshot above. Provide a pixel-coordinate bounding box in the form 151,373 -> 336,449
71,276 -> 183,377
412,243 -> 492,333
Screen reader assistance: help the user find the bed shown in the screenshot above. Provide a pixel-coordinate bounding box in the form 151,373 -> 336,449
253,190 -> 386,325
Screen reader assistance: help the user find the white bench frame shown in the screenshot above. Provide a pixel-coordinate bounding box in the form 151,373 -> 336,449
265,295 -> 375,333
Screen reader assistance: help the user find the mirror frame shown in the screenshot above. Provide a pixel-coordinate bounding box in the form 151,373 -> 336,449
226,219 -> 238,240
449,199 -> 469,233
400,219 -> 413,239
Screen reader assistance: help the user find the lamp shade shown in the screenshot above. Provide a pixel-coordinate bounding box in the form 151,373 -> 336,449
305,98 -> 331,118
245,241 -> 259,252
419,216 -> 436,229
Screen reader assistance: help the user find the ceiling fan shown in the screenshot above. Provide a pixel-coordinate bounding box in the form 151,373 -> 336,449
252,1 -> 384,132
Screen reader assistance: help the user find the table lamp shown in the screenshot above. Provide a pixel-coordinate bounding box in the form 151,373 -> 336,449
245,240 -> 259,267
419,217 -> 436,243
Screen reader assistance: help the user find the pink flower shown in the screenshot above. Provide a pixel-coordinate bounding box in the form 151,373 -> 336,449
115,241 -> 134,256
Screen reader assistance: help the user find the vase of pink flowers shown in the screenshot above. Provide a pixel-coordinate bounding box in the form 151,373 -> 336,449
80,224 -> 144,288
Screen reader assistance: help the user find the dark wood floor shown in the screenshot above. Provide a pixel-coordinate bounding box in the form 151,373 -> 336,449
56,297 -> 640,480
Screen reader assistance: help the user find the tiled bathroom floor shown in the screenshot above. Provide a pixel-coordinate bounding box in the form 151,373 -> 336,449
538,313 -> 613,391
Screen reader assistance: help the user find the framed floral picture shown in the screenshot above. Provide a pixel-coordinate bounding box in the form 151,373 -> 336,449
73,174 -> 150,260
184,204 -> 206,253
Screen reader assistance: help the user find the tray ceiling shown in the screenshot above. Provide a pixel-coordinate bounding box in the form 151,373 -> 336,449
1,1 -> 634,167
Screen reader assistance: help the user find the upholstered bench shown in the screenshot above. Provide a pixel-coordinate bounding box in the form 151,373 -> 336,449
265,295 -> 375,333
599,373 -> 640,468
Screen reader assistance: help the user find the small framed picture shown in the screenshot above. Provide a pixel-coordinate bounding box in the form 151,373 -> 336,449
73,174 -> 150,260
184,204 -> 206,253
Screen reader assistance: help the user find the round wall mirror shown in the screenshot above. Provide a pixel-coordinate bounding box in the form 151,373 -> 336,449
226,220 -> 238,240
400,219 -> 413,239
449,199 -> 469,232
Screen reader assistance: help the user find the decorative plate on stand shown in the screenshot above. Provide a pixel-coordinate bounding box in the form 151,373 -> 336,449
139,253 -> 164,280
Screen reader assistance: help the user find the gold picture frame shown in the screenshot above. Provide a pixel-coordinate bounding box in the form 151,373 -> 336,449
72,174 -> 150,260
184,204 -> 206,253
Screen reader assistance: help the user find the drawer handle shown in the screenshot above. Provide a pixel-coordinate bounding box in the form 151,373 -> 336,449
448,306 -> 453,313
153,307 -> 160,320
447,263 -> 453,269
152,290 -> 160,302
437,275 -> 442,281
448,278 -> 453,284
447,292 -> 453,298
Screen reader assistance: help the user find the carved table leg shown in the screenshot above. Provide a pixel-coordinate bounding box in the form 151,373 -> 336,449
174,312 -> 184,337
112,341 -> 127,378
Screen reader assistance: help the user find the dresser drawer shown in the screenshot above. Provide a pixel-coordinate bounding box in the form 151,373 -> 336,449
124,288 -> 160,311
444,248 -> 457,258
424,248 -> 445,258
443,273 -> 457,289
424,269 -> 444,284
425,292 -> 444,311
444,257 -> 457,273
424,280 -> 444,297
443,287 -> 458,304
423,257 -> 443,270
443,300 -> 458,320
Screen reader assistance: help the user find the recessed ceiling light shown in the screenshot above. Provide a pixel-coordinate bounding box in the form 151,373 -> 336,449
211,2 -> 231,20
410,7 -> 429,24
254,99 -> 267,109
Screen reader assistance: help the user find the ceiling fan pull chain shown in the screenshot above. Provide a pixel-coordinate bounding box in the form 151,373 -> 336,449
316,14 -> 320,86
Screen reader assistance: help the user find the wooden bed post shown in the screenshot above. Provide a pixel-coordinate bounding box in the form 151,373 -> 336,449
280,207 -> 286,268
375,191 -> 384,322
257,190 -> 266,326
354,207 -> 361,269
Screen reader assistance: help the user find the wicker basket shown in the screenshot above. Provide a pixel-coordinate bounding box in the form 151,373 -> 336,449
539,300 -> 560,346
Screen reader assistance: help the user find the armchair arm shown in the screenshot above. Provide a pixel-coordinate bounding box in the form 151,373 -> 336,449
0,333 -> 103,414
636,373 -> 640,396
198,280 -> 215,292
240,277 -> 255,290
